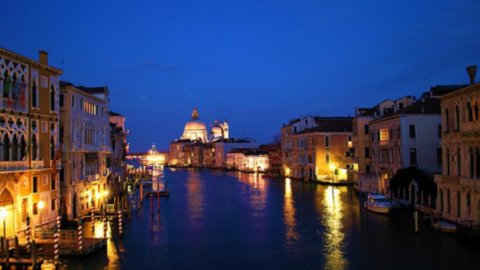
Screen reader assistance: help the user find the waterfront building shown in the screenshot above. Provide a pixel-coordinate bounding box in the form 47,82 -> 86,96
184,142 -> 205,167
109,111 -> 128,196
435,66 -> 480,224
59,81 -> 111,220
226,148 -> 269,172
169,139 -> 193,166
212,138 -> 259,168
0,48 -> 62,237
260,142 -> 282,175
351,108 -> 374,191
210,120 -> 229,141
281,116 -> 353,182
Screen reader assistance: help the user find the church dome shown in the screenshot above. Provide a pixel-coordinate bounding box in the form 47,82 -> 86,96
181,108 -> 208,142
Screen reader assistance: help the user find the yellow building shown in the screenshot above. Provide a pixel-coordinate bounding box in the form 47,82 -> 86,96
435,67 -> 480,224
0,48 -> 62,237
59,81 -> 111,220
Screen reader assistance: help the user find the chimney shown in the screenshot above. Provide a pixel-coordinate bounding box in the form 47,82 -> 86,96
466,65 -> 477,85
38,50 -> 48,65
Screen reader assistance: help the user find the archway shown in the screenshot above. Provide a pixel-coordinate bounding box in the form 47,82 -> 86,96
0,188 -> 14,238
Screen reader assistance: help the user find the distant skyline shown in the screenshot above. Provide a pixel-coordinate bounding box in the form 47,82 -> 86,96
2,0 -> 480,151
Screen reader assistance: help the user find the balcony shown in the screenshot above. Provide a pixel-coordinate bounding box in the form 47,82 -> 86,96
459,177 -> 480,189
434,175 -> 460,185
0,160 -> 46,172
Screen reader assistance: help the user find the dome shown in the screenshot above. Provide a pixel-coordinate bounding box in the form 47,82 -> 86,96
181,108 -> 208,142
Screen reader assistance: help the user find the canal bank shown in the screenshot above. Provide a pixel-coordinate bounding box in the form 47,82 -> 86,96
65,169 -> 480,269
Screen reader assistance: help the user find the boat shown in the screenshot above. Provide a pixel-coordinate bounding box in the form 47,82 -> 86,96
364,193 -> 393,214
433,221 -> 457,233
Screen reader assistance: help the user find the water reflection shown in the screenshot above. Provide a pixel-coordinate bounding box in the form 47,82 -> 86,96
186,171 -> 205,224
283,178 -> 299,243
321,186 -> 347,269
236,172 -> 268,217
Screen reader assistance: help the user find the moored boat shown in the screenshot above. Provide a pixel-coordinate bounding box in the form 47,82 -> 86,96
433,221 -> 457,233
364,193 -> 393,214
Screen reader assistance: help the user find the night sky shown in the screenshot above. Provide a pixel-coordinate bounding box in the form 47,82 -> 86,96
2,1 -> 480,152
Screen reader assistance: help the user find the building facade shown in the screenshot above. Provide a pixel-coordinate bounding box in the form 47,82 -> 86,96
352,108 -> 374,191
435,73 -> 480,224
59,81 -> 111,220
281,116 -> 353,182
109,111 -> 128,197
0,48 -> 62,237
226,149 -> 269,172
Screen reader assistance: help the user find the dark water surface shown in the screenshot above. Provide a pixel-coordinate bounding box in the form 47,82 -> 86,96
66,169 -> 480,270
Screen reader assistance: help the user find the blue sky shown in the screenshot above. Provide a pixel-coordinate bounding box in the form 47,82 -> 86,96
2,0 -> 480,151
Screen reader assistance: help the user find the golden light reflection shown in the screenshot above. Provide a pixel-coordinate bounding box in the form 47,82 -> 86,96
186,172 -> 204,224
93,220 -> 112,239
283,178 -> 299,242
322,186 -> 347,269
106,237 -> 120,269
236,172 -> 268,218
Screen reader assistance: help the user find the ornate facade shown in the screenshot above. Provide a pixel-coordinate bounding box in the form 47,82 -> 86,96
0,48 -> 62,237
435,72 -> 480,225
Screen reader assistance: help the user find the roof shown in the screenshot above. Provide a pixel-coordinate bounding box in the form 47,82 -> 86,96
109,111 -> 123,117
370,98 -> 440,124
430,85 -> 468,97
296,117 -> 352,134
0,47 -> 63,75
228,148 -> 267,155
60,80 -> 108,95
355,107 -> 375,116
440,83 -> 480,100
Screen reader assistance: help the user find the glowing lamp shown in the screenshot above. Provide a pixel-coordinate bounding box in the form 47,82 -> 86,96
0,208 -> 7,220
329,163 -> 336,171
38,200 -> 45,210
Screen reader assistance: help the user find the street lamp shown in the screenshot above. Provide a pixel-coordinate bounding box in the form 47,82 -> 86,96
0,207 -> 7,238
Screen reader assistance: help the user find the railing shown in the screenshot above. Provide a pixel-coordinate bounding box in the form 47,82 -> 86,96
0,160 -> 29,171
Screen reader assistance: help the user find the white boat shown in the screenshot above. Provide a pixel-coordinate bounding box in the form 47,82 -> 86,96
364,193 -> 393,214
432,221 -> 457,233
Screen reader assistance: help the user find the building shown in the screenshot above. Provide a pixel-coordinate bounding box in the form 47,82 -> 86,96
351,108 -> 374,191
59,81 -> 111,220
181,108 -> 208,142
260,142 -> 282,175
281,116 -> 353,182
212,138 -> 259,169
169,139 -> 193,166
210,120 -> 229,141
226,148 -> 269,172
435,66 -> 480,224
109,111 -> 128,196
0,48 -> 62,237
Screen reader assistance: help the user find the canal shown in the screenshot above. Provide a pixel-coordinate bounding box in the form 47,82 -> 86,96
66,168 -> 480,269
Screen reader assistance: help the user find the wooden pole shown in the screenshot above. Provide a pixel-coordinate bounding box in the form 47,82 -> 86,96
26,214 -> 31,253
77,218 -> 83,253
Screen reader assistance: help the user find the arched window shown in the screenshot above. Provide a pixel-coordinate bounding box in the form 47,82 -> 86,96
475,103 -> 479,121
457,148 -> 461,176
50,136 -> 55,160
32,135 -> 38,160
455,105 -> 460,131
2,71 -> 11,98
457,191 -> 461,217
445,108 -> 450,132
470,148 -> 475,178
439,189 -> 444,212
32,81 -> 38,108
446,148 -> 451,175
11,135 -> 18,161
447,190 -> 451,214
476,148 -> 480,178
3,135 -> 10,161
20,135 -> 26,160
467,102 -> 473,122
50,85 -> 55,111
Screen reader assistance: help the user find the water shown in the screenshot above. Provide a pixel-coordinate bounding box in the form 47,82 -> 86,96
66,169 -> 480,269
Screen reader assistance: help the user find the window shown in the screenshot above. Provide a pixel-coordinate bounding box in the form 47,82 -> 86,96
445,108 -> 450,132
72,95 -> 75,108
438,125 -> 442,138
457,148 -> 461,176
409,125 -> 416,138
50,85 -> 55,111
380,128 -> 389,142
348,135 -> 352,142
457,191 -> 461,217
325,136 -> 330,147
51,176 -> 56,190
33,203 -> 38,215
59,94 -> 64,107
365,147 -> 370,158
455,105 -> 460,131
409,148 -> 417,166
50,136 -> 55,160
364,124 -> 369,135
467,102 -> 473,122
326,154 -> 330,163
32,81 -> 38,108
366,165 -> 371,174
33,176 -> 38,193
51,199 -> 56,211
446,149 -> 451,175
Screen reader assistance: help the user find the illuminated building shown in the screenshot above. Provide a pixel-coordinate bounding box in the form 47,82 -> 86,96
109,111 -> 128,196
435,66 -> 480,225
281,116 -> 353,182
260,142 -> 282,175
351,108 -> 374,191
59,81 -> 111,220
0,48 -> 62,236
226,148 -> 269,172
181,108 -> 208,142
210,120 -> 229,141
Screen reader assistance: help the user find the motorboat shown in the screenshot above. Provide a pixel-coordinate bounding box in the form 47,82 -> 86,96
364,193 -> 393,214
432,221 -> 457,233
